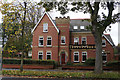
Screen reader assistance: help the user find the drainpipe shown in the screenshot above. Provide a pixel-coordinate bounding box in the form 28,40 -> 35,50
58,31 -> 60,65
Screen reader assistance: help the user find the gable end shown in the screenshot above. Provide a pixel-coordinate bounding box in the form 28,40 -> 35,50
32,12 -> 59,33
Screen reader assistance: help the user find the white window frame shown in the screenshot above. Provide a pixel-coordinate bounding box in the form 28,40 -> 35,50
47,36 -> 52,47
73,26 -> 78,29
81,37 -> 87,45
46,51 -> 52,60
80,26 -> 85,29
38,51 -> 43,60
39,36 -> 44,47
61,36 -> 66,44
102,51 -> 107,63
43,23 -> 48,32
82,52 -> 87,62
74,37 -> 79,45
102,40 -> 106,47
74,51 -> 79,62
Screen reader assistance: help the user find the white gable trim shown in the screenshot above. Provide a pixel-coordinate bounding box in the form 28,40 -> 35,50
32,12 -> 59,33
102,34 -> 114,47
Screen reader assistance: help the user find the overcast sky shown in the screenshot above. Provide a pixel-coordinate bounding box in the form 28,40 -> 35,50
48,9 -> 118,46
0,0 -> 119,46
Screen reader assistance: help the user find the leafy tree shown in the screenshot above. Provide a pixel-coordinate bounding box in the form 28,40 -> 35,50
0,0 -> 43,72
41,0 -> 120,74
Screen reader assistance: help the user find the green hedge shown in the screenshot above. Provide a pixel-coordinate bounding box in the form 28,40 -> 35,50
84,58 -> 95,66
106,61 -> 120,66
2,59 -> 56,65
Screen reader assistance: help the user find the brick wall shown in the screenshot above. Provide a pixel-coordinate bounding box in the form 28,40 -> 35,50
32,13 -> 114,64
32,14 -> 59,61
56,17 -> 70,63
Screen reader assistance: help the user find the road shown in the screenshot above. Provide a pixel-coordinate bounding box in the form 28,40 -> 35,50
1,77 -> 119,80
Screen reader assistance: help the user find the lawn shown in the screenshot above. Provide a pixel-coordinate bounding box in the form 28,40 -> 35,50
2,70 -> 120,79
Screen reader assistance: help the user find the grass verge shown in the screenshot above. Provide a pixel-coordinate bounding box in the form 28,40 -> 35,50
2,70 -> 120,79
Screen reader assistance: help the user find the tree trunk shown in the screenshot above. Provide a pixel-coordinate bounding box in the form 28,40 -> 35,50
20,2 -> 27,72
20,51 -> 24,72
93,32 -> 103,74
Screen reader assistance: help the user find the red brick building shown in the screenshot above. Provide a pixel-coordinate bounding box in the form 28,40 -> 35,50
32,12 -> 115,64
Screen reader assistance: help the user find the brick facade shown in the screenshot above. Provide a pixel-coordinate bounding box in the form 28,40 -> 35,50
32,12 -> 115,64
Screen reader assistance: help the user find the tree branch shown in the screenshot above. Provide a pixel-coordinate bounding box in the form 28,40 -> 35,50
87,1 -> 93,15
101,2 -> 114,32
93,2 -> 100,19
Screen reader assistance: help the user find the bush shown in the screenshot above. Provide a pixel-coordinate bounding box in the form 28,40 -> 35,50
106,61 -> 120,66
73,63 -> 85,66
66,62 -> 73,65
84,58 -> 95,66
3,59 -> 21,64
3,59 -> 56,65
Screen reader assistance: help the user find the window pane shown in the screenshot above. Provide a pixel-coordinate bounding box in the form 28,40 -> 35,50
61,36 -> 65,44
102,53 -> 107,61
47,52 -> 51,60
74,55 -> 78,61
39,52 -> 43,60
82,52 -> 87,62
74,26 -> 78,29
47,55 -> 51,60
47,40 -> 51,45
74,37 -> 79,45
82,37 -> 86,45
102,40 -> 106,46
82,41 -> 86,45
43,23 -> 48,32
39,55 -> 43,60
39,37 -> 43,46
39,40 -> 43,45
74,52 -> 79,62
80,26 -> 85,29
39,52 -> 43,54
47,37 -> 52,46
82,55 -> 86,61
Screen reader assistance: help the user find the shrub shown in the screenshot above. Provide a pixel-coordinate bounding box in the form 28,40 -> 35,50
106,61 -> 120,66
66,62 -> 85,66
2,59 -> 56,65
84,58 -> 95,66
73,63 -> 85,66
66,62 -> 73,65
3,59 -> 21,64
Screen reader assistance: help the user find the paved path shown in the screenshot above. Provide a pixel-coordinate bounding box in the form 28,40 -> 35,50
2,68 -> 90,72
1,77 -> 120,80
1,77 -> 81,80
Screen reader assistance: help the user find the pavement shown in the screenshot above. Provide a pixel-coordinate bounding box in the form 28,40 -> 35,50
2,68 -> 91,72
1,77 -> 120,80
1,77 -> 84,80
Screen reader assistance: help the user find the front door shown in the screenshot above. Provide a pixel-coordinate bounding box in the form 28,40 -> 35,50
61,53 -> 65,64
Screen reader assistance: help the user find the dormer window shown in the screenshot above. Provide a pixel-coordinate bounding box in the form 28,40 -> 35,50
102,40 -> 106,47
73,26 -> 78,29
43,23 -> 48,32
80,26 -> 85,29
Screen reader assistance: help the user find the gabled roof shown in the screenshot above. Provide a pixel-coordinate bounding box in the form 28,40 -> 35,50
31,12 -> 59,33
102,34 -> 115,47
70,19 -> 91,32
